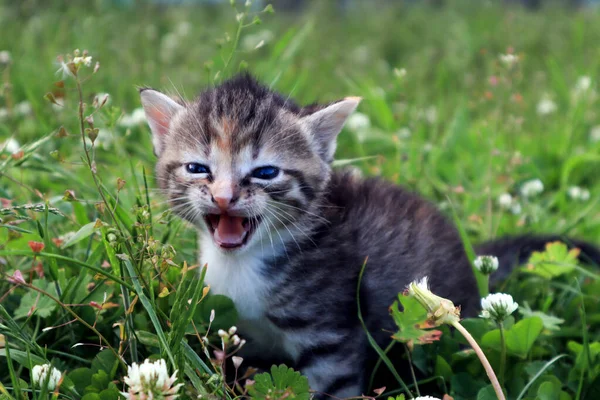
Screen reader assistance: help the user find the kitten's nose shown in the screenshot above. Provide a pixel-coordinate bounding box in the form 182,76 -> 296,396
211,180 -> 238,211
213,195 -> 233,211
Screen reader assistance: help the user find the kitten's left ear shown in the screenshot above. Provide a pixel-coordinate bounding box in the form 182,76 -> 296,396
139,88 -> 185,156
300,97 -> 361,162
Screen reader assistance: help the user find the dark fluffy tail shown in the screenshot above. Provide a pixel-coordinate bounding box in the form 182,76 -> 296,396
475,234 -> 600,284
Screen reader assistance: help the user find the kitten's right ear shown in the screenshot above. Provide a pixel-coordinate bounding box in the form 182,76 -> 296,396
139,88 -> 184,156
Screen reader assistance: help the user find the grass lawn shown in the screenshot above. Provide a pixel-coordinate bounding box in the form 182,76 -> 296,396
1,1 -> 599,399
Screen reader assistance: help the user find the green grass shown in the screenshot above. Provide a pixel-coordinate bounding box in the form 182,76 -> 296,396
1,1 -> 600,399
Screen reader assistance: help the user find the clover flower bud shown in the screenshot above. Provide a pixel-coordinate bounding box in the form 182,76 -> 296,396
407,277 -> 461,326
474,255 -> 499,275
480,293 -> 518,323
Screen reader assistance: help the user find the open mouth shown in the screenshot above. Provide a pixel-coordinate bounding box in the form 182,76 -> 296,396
204,213 -> 260,250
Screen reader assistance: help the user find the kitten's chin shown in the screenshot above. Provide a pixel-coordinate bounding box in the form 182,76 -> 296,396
203,213 -> 261,252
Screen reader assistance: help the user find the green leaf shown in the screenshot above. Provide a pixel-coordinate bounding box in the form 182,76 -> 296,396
98,388 -> 120,400
434,355 -> 453,382
196,294 -> 238,331
567,341 -> 600,381
451,372 -> 487,398
14,279 -> 58,319
519,303 -> 564,331
81,394 -> 101,400
68,368 -> 94,396
505,317 -> 544,358
248,364 -> 310,400
136,331 -> 160,348
523,241 -> 580,279
483,317 -> 543,358
91,350 -> 118,379
61,221 -> 98,248
537,381 -> 560,400
86,370 -> 110,394
477,385 -> 498,400
0,349 -> 45,366
390,294 -> 442,345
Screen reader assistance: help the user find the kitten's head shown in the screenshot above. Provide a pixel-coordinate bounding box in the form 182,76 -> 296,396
141,74 -> 359,253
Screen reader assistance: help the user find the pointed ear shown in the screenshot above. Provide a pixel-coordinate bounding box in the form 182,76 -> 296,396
300,97 -> 361,162
139,88 -> 184,156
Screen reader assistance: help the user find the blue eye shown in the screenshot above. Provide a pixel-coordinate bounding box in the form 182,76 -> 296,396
186,163 -> 210,174
252,166 -> 280,180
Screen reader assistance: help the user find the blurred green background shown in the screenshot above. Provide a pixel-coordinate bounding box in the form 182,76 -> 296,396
2,0 -> 599,249
1,1 -> 600,398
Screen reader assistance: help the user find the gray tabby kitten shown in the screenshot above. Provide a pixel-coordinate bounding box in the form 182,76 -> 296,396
140,74 -> 600,397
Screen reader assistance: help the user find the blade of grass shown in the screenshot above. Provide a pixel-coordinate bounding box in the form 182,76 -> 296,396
122,257 -> 176,369
0,250 -> 134,290
3,339 -> 22,399
447,197 -> 488,297
516,354 -> 567,400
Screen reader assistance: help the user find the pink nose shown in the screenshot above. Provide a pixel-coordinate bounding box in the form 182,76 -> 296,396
213,195 -> 231,211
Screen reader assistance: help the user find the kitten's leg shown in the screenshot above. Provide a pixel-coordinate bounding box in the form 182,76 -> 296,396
285,329 -> 365,399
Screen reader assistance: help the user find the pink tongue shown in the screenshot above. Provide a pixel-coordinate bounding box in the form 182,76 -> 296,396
214,215 -> 246,246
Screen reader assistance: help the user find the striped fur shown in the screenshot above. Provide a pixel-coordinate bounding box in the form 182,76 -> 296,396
141,74 -> 600,398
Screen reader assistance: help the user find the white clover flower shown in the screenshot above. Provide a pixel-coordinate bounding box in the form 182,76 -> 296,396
122,359 -> 182,400
510,202 -> 522,215
396,127 -> 411,139
346,112 -> 371,133
32,364 -> 62,390
394,67 -> 407,78
520,179 -> 544,198
568,186 -> 590,201
414,396 -> 442,400
119,108 -> 147,128
1,138 -> 20,154
161,32 -> 179,62
590,125 -> 600,143
480,293 -> 518,323
176,21 -> 191,37
92,128 -> 114,150
536,98 -> 557,116
217,329 -> 227,338
497,193 -> 513,209
228,326 -> 237,335
424,106 -> 437,124
14,101 -> 32,116
574,76 -> 592,94
499,53 -> 518,68
0,50 -> 11,64
474,255 -> 499,275
497,193 -> 522,215
350,45 -> 370,64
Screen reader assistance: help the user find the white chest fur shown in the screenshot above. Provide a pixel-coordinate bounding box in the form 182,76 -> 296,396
199,232 -> 298,360
200,236 -> 272,320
